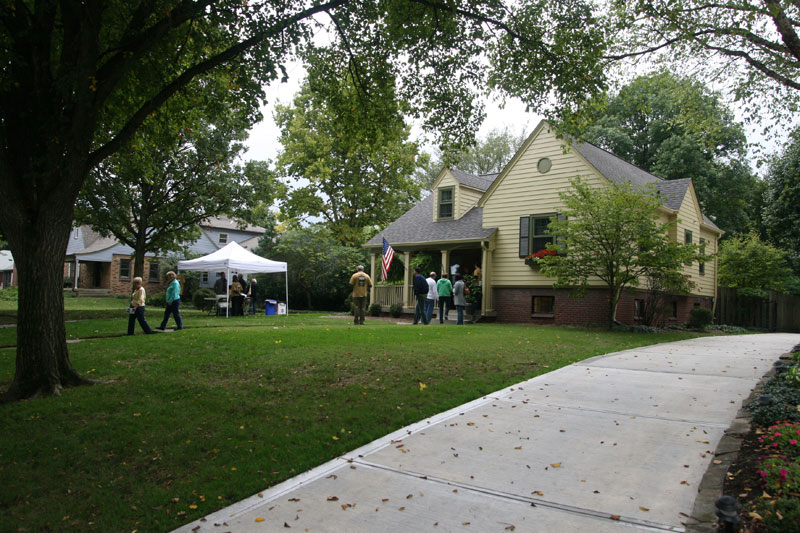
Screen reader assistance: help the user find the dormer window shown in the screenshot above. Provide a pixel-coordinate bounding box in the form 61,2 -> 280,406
438,187 -> 454,220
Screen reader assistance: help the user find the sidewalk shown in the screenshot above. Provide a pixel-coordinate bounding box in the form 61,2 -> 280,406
175,333 -> 800,533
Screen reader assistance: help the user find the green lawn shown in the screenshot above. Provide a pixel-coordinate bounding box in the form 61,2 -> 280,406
0,313 -> 706,532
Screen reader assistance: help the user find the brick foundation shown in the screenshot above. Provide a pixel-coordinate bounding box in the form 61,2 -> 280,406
494,287 -> 713,327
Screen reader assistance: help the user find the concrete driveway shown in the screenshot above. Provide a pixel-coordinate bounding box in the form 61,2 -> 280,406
175,333 -> 800,533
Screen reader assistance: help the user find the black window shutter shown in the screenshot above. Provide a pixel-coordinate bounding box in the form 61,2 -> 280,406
555,213 -> 567,250
519,216 -> 530,257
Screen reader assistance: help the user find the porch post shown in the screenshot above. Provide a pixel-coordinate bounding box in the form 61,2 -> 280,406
481,242 -> 492,315
73,257 -> 80,290
403,251 -> 412,308
369,252 -> 377,306
440,249 -> 450,277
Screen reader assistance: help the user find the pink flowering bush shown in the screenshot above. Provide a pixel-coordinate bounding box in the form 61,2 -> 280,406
758,422 -> 800,455
756,422 -> 800,497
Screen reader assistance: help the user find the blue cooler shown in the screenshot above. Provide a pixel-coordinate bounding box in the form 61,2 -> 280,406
265,299 -> 277,315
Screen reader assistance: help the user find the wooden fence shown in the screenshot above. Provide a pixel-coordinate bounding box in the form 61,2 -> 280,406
715,287 -> 800,332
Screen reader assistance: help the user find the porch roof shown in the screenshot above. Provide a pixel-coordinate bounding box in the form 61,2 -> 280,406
365,194 -> 497,249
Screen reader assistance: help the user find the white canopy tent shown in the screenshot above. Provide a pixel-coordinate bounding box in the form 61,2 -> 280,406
177,241 -> 288,317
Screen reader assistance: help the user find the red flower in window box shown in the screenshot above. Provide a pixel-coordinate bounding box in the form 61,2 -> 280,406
533,249 -> 556,259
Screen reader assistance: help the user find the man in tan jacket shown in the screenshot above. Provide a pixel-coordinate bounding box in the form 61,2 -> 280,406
349,265 -> 372,325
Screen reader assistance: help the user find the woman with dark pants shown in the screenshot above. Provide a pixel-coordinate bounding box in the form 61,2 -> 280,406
128,277 -> 154,335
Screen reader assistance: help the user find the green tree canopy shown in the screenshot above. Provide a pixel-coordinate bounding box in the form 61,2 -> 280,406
763,129 -> 800,278
718,232 -> 797,295
539,178 -> 699,328
76,80 -> 282,278
609,0 -> 800,124
275,49 -> 424,245
578,71 -> 758,235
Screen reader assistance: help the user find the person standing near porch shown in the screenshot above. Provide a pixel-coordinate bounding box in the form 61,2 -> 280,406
412,267 -> 429,325
128,277 -> 154,335
425,272 -> 438,323
437,273 -> 452,323
158,271 -> 183,330
452,274 -> 466,325
349,265 -> 372,325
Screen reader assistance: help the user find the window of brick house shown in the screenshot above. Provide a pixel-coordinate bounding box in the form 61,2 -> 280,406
532,296 -> 555,316
148,261 -> 159,282
671,300 -> 678,318
634,299 -> 645,319
119,259 -> 131,280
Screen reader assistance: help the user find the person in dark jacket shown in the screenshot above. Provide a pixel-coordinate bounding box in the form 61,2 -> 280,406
213,272 -> 227,295
412,267 -> 429,325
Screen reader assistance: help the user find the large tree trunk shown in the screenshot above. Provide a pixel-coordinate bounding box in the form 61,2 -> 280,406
1,199 -> 93,402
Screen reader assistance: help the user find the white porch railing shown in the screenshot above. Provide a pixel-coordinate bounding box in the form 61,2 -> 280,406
374,284 -> 405,308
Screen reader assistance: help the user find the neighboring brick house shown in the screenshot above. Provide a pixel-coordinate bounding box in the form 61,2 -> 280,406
0,250 -> 17,288
365,120 -> 722,327
64,216 -> 265,296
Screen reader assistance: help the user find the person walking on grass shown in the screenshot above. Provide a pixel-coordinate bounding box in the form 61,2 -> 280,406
452,274 -> 466,325
425,272 -> 438,323
412,267 -> 429,325
158,271 -> 183,331
437,272 -> 452,323
349,265 -> 372,325
128,277 -> 154,335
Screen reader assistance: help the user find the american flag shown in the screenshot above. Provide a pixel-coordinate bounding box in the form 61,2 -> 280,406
381,237 -> 395,281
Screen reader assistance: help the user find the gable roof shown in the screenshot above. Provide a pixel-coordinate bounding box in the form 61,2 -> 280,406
365,194 -> 496,248
449,169 -> 499,191
201,216 -> 265,234
571,139 -> 720,231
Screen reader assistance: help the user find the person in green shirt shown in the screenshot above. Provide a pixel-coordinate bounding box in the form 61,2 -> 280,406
158,271 -> 183,330
436,273 -> 453,323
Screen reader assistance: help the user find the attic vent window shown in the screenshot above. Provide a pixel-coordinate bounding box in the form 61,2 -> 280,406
537,157 -> 552,174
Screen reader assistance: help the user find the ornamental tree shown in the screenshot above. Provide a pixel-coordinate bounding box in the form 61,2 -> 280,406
538,179 -> 699,328
0,1 -> 610,401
